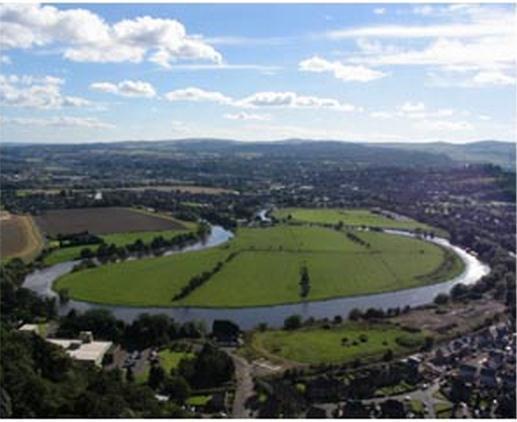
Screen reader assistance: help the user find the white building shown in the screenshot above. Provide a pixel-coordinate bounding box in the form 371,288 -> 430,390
47,331 -> 112,367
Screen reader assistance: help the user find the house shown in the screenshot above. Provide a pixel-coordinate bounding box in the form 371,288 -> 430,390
207,391 -> 228,413
459,364 -> 478,382
306,376 -> 345,402
486,350 -> 504,369
380,399 -> 406,418
306,405 -> 328,418
340,400 -> 370,418
501,373 -> 516,391
18,323 -> 40,334
212,320 -> 240,346
479,367 -> 498,388
47,331 -> 113,367
433,348 -> 452,366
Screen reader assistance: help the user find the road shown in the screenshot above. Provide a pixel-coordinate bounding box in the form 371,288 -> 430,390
229,352 -> 254,418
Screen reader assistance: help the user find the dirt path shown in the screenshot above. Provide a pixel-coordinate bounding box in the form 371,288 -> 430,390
229,352 -> 254,418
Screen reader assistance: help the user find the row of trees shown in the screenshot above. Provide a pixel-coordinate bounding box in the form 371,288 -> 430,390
57,309 -> 206,351
172,251 -> 239,301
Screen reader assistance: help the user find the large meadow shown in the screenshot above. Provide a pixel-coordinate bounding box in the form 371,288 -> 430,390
54,211 -> 464,308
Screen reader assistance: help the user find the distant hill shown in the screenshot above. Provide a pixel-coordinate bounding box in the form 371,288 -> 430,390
3,139 -> 514,170
374,141 -> 515,170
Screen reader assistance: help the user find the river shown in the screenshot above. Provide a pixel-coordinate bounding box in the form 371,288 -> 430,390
23,224 -> 489,330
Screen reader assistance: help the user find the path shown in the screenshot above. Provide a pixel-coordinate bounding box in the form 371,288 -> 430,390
228,352 -> 254,418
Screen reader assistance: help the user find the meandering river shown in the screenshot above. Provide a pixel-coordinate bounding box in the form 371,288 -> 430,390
23,224 -> 489,330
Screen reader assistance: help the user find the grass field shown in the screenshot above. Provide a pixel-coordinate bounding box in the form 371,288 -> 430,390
136,349 -> 194,384
273,208 -> 440,233
0,213 -> 44,262
249,323 -> 426,365
43,228 -> 195,266
35,207 -> 187,237
54,223 -> 464,308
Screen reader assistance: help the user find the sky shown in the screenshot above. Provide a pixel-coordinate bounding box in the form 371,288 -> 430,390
0,2 -> 515,144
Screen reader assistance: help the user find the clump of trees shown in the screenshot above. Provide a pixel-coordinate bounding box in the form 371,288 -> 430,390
177,343 -> 234,389
0,328 -> 175,418
1,259 -> 57,325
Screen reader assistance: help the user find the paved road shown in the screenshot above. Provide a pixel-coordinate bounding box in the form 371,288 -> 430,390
229,352 -> 254,418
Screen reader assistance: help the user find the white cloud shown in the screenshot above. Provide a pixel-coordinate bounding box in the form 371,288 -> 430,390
237,91 -> 357,111
90,80 -> 156,97
164,87 -> 233,104
1,116 -> 114,129
326,4 -> 514,40
224,111 -> 270,121
0,55 -> 11,64
325,4 -> 515,89
419,119 -> 474,132
371,102 -> 461,121
164,87 -> 358,112
350,37 -> 515,71
0,4 -> 222,68
299,56 -> 386,82
471,70 -> 515,86
373,8 -> 386,16
399,101 -> 425,113
0,74 -> 92,109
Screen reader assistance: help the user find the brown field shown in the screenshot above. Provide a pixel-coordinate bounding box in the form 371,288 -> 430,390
109,185 -> 238,195
34,207 -> 187,237
18,184 -> 238,196
0,213 -> 44,261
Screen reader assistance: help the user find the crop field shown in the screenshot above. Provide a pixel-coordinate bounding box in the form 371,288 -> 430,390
35,207 -> 187,237
249,323 -> 425,365
273,208 -> 438,232
55,223 -> 464,308
0,213 -> 44,262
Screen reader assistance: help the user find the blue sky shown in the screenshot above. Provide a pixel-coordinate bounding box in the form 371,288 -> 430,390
0,2 -> 515,143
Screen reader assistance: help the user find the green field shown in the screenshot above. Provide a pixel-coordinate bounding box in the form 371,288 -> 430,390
273,208 -> 442,233
54,223 -> 464,308
250,323 -> 425,364
44,228 -> 194,266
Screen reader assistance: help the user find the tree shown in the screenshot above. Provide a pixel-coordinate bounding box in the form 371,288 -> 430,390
283,315 -> 302,330
348,308 -> 363,321
434,293 -> 449,305
148,365 -> 166,390
163,376 -> 190,404
178,343 -> 234,389
299,265 -> 310,298
450,283 -> 469,300
383,349 -> 394,362
126,367 -> 135,383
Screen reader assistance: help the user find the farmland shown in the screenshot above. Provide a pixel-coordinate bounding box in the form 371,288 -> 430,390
54,224 -> 464,308
35,207 -> 187,237
0,212 -> 44,262
273,208 -> 439,233
248,322 -> 426,365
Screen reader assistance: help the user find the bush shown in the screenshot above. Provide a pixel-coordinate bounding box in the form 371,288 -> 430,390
434,293 -> 449,305
283,315 -> 302,330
